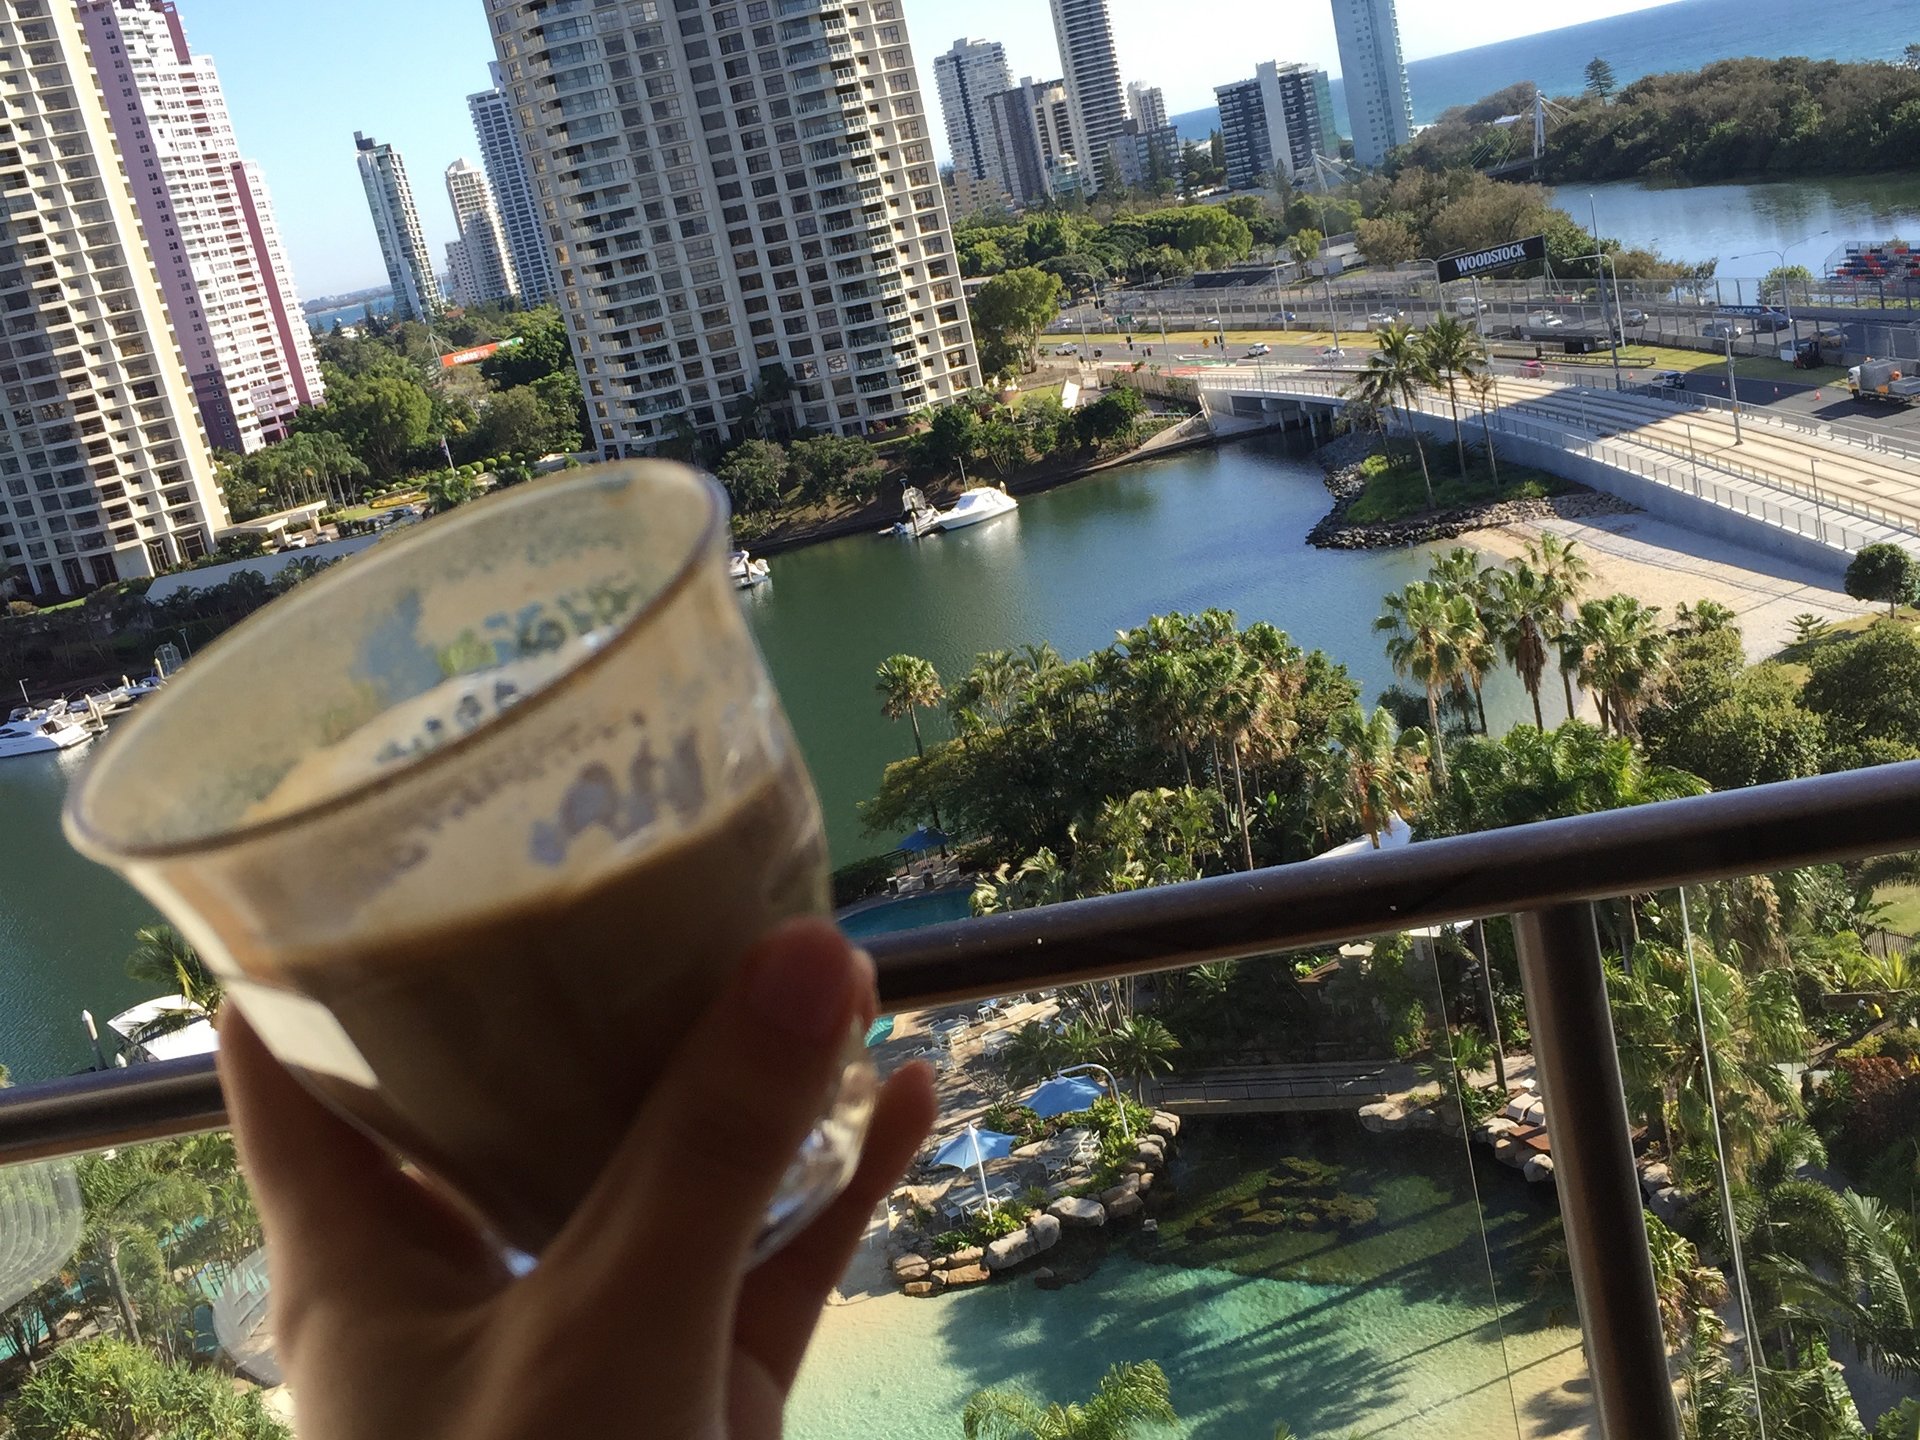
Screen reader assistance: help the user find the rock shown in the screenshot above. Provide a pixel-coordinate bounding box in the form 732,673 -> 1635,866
1031,1267 -> 1055,1285
1478,1117 -> 1519,1143
1493,1136 -> 1523,1167
1136,1171 -> 1156,1194
890,1255 -> 931,1282
1107,1191 -> 1145,1220
1134,1137 -> 1166,1162
1124,1161 -> 1148,1175
1099,1179 -> 1140,1207
1639,1163 -> 1672,1194
1045,1180 -> 1076,1202
943,1263 -> 991,1288
1649,1187 -> 1685,1224
938,1246 -> 983,1269
1307,468 -> 1637,554
1524,1155 -> 1556,1183
1028,1213 -> 1062,1251
1141,1218 -> 1159,1238
985,1228 -> 1039,1271
1149,1111 -> 1181,1139
1049,1196 -> 1107,1228
903,1280 -> 937,1298
1358,1102 -> 1400,1133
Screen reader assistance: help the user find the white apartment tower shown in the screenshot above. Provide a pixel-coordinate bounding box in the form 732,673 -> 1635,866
354,132 -> 439,321
482,0 -> 980,451
445,158 -> 520,306
78,0 -> 322,455
932,39 -> 1011,199
0,0 -> 227,597
1331,0 -> 1412,167
469,63 -> 558,303
1048,0 -> 1125,194
1125,81 -> 1165,132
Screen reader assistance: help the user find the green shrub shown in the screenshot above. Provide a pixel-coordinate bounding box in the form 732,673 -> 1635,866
831,854 -> 894,907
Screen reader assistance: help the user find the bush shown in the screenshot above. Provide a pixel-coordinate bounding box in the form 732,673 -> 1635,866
6,598 -> 37,616
831,854 -> 894,907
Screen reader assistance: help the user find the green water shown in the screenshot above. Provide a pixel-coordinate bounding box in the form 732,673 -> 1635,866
791,1116 -> 1588,1439
0,438 -> 1506,1083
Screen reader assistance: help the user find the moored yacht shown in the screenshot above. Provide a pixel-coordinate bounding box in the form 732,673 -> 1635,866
0,710 -> 93,758
729,550 -> 771,588
931,487 -> 1019,532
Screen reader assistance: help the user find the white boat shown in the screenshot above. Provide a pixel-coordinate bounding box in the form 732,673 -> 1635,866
107,994 -> 218,1064
886,485 -> 941,538
0,711 -> 93,758
729,549 -> 771,588
931,487 -> 1019,532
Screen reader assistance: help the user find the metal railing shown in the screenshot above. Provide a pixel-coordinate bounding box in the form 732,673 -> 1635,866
12,764 -> 1920,1439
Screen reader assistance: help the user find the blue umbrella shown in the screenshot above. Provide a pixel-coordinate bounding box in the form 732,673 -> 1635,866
898,825 -> 949,854
1024,1074 -> 1106,1119
931,1124 -> 1016,1213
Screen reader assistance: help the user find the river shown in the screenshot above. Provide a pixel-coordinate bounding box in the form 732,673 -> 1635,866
0,437 -> 1519,1084
1554,173 -> 1920,270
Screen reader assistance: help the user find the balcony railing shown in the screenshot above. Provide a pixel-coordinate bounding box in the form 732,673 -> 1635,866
10,762 -> 1920,1438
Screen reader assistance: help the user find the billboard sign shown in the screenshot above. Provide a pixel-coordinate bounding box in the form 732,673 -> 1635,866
1436,235 -> 1547,283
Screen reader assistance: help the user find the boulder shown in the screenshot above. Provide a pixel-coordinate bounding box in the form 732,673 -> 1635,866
937,1246 -> 983,1269
985,1228 -> 1039,1271
1124,1161 -> 1149,1176
1523,1155 -> 1556,1183
903,1280 -> 938,1298
1028,1213 -> 1062,1252
1031,1267 -> 1055,1285
1358,1102 -> 1399,1133
1107,1191 -> 1145,1220
1649,1187 -> 1686,1224
1149,1111 -> 1181,1139
890,1255 -> 931,1283
1099,1178 -> 1140,1207
1493,1136 -> 1523,1167
1049,1195 -> 1107,1228
1141,1218 -> 1159,1240
1136,1171 -> 1156,1194
1639,1163 -> 1672,1195
1134,1137 -> 1166,1163
943,1263 -> 991,1288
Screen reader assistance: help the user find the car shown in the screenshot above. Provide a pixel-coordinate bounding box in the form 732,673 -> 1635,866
1453,297 -> 1488,317
1052,343 -> 1078,355
1751,312 -> 1793,333
1245,342 -> 1271,357
1527,310 -> 1566,328
1702,320 -> 1745,340
1366,311 -> 1401,329
1518,359 -> 1546,377
1318,345 -> 1348,360
1621,308 -> 1649,326
1650,370 -> 1687,391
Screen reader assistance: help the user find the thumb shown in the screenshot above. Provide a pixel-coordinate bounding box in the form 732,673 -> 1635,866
532,918 -> 875,1355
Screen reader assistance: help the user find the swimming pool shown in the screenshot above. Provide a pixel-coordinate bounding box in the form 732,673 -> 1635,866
837,887 -> 972,939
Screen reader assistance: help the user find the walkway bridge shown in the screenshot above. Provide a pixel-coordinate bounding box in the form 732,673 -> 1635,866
1143,1060 -> 1418,1116
1189,361 -> 1920,571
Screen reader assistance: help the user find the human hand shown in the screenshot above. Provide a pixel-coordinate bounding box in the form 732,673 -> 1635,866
218,918 -> 937,1440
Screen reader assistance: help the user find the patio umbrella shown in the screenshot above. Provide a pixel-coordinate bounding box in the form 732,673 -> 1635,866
898,825 -> 950,854
1024,1073 -> 1106,1119
931,1124 -> 1016,1212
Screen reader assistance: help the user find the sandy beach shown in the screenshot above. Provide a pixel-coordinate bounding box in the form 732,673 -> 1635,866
1470,509 -> 1877,662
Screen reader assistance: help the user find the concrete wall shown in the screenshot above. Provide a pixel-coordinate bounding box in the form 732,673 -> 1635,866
144,532 -> 382,605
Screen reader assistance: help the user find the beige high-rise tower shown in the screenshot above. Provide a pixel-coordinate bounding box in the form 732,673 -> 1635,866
482,0 -> 980,452
0,0 -> 227,598
444,158 -> 519,307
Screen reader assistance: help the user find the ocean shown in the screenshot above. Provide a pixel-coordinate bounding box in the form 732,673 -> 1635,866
1171,0 -> 1920,141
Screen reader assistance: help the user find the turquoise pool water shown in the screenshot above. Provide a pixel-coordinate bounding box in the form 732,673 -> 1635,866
838,888 -> 972,939
791,1118 -> 1591,1440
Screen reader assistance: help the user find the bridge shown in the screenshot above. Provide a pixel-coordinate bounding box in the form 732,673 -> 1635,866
1143,1060 -> 1419,1115
1183,361 -> 1920,572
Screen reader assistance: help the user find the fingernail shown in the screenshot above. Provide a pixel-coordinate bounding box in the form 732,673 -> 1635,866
747,928 -> 858,1043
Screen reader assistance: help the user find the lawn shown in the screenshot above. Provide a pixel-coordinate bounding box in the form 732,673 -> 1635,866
1870,883 -> 1920,941
1340,449 -> 1574,525
1768,608 -> 1917,678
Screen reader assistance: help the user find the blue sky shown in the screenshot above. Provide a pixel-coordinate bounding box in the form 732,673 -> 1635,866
175,0 -> 1677,298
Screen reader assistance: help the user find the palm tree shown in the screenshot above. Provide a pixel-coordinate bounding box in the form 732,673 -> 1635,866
1376,581 -> 1482,782
1464,367 -> 1502,485
1568,595 -> 1668,736
1782,1191 -> 1920,1384
875,654 -> 944,760
1346,323 -> 1434,508
1488,562 -> 1559,728
997,1020 -> 1070,1088
422,472 -> 476,514
124,925 -> 222,1018
1418,315 -> 1487,479
963,1360 -> 1178,1440
1527,534 -> 1593,718
1330,704 -> 1428,848
1098,1015 -> 1181,1099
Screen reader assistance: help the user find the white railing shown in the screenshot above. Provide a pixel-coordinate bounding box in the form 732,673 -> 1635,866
1192,367 -> 1892,554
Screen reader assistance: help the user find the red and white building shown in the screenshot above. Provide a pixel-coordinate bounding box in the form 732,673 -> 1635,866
77,0 -> 323,455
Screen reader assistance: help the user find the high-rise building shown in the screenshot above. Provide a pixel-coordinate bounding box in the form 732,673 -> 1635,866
469,63 -> 558,304
1125,81 -> 1166,132
0,0 -> 226,597
984,76 -> 1078,208
1331,0 -> 1413,167
77,0 -> 322,455
483,0 -> 980,451
445,159 -> 519,307
354,132 -> 438,321
1048,0 -> 1125,194
933,39 -> 1011,201
1217,61 -> 1336,190
445,240 -> 475,310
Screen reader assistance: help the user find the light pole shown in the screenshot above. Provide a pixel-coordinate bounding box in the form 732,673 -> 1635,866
1322,274 -> 1341,354
1724,330 -> 1743,444
1570,249 -> 1625,391
1731,230 -> 1830,361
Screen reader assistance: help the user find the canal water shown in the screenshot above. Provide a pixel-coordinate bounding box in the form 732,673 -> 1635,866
0,437 -> 1511,1083
1554,173 -> 1920,271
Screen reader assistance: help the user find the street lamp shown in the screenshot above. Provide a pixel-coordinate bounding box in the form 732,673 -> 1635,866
1731,230 -> 1830,361
1569,250 -> 1626,391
